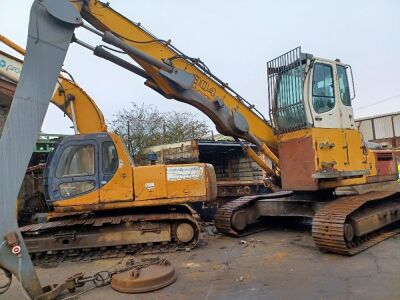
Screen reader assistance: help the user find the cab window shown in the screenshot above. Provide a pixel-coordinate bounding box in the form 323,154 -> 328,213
312,64 -> 335,113
337,65 -> 351,106
56,144 -> 95,178
102,141 -> 118,174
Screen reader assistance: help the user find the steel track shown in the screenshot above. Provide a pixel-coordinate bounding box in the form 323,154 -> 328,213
312,191 -> 400,255
215,191 -> 400,255
20,212 -> 200,265
214,191 -> 293,236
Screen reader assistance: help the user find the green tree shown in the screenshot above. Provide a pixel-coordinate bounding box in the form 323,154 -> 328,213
109,102 -> 210,160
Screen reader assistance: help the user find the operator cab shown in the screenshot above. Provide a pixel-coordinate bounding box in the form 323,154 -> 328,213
44,132 -> 132,203
267,47 -> 373,191
267,47 -> 356,134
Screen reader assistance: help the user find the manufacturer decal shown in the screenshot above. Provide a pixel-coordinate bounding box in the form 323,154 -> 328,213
167,166 -> 204,181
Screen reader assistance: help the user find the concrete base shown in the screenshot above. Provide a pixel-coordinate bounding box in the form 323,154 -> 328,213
3,225 -> 399,299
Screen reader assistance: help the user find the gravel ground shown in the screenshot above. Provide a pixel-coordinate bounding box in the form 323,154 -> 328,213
1,225 -> 400,300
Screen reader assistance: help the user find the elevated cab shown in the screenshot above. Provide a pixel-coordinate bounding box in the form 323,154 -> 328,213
267,47 -> 396,190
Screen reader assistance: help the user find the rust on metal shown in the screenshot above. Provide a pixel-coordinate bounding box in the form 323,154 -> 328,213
34,257 -> 174,298
111,260 -> 176,293
0,77 -> 16,101
217,180 -> 269,197
214,191 -> 293,236
216,187 -> 400,255
35,273 -> 85,300
214,195 -> 259,236
371,150 -> 397,178
4,232 -> 19,247
278,136 -> 318,191
21,212 -> 200,264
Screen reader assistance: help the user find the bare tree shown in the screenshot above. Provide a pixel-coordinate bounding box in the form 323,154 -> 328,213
109,102 -> 210,159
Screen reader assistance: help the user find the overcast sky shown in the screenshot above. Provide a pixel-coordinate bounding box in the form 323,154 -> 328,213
1,0 -> 399,134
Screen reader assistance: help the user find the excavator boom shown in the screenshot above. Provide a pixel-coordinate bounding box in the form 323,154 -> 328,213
80,1 -> 277,148
66,0 -> 280,176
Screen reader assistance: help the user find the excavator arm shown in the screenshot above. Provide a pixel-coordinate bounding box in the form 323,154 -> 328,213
0,34 -> 107,134
73,1 -> 280,174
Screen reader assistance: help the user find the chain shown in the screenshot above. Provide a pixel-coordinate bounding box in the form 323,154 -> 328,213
60,257 -> 170,300
124,257 -> 170,279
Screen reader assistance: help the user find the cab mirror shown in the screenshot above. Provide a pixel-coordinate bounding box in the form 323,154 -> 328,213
345,64 -> 356,100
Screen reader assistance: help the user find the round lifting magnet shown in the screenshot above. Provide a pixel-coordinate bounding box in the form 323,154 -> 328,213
111,264 -> 176,293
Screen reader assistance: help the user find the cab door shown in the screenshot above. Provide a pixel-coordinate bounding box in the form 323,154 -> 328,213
335,64 -> 356,129
308,62 -> 342,128
99,137 -> 134,203
309,61 -> 355,130
47,138 -> 100,203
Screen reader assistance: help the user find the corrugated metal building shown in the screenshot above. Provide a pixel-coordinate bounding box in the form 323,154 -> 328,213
356,112 -> 400,148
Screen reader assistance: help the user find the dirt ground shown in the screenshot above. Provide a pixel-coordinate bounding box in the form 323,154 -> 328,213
2,225 -> 400,300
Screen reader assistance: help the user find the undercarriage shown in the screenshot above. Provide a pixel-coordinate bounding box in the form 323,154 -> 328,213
215,181 -> 400,255
20,206 -> 200,264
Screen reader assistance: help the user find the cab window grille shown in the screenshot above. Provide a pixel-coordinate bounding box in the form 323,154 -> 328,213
268,47 -> 309,134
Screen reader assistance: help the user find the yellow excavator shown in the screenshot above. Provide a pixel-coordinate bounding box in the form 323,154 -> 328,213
0,35 -> 217,257
2,0 -> 399,259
